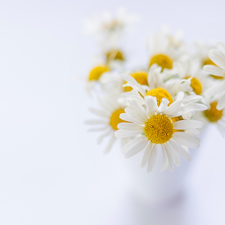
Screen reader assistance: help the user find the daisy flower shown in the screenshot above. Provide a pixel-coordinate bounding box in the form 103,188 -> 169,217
86,65 -> 110,94
196,98 -> 225,136
194,42 -> 219,71
83,8 -> 139,50
173,56 -> 209,96
203,42 -> 225,110
147,28 -> 186,71
115,96 -> 203,172
85,93 -> 129,153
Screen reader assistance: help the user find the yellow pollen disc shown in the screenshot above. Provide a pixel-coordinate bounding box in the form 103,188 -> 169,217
149,54 -> 173,70
109,109 -> 126,130
145,87 -> 173,106
185,76 -> 202,95
88,65 -> 109,81
203,57 -> 224,80
106,50 -> 125,62
203,101 -> 223,122
124,71 -> 148,92
144,114 -> 174,144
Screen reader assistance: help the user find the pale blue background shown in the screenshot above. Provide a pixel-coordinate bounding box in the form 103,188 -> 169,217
0,0 -> 225,224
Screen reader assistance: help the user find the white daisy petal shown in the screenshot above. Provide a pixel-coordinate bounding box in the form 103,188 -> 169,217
159,98 -> 170,112
217,42 -> 225,55
104,134 -> 116,153
217,92 -> 225,110
121,74 -> 146,96
203,65 -> 225,77
217,124 -> 225,137
166,142 -> 181,166
140,141 -> 152,168
169,140 -> 191,161
120,113 -> 143,124
115,129 -> 142,138
161,145 -> 168,171
178,103 -> 207,115
183,95 -> 203,103
124,108 -> 145,123
164,143 -> 174,172
97,129 -> 113,144
118,122 -> 144,130
124,138 -> 149,158
163,101 -> 181,116
206,81 -> 225,96
189,129 -> 200,136
145,96 -> 158,116
147,145 -> 157,172
172,132 -> 200,148
173,120 -> 203,129
121,136 -> 147,154
89,108 -> 110,118
209,49 -> 225,70
130,100 -> 148,122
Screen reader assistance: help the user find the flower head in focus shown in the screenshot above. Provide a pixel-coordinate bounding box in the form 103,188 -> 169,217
115,96 -> 203,172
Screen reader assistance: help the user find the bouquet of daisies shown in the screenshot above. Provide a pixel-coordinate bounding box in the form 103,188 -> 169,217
84,9 -> 225,172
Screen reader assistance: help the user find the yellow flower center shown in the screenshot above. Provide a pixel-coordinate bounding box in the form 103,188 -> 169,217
145,87 -> 173,106
124,71 -> 148,92
203,102 -> 223,122
109,109 -> 126,130
203,58 -> 224,80
106,50 -> 125,62
88,65 -> 109,81
144,114 -> 174,144
185,76 -> 202,95
149,54 -> 173,70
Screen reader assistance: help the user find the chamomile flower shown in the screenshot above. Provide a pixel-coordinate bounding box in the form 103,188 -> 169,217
115,96 -> 203,172
85,93 -> 129,152
196,99 -> 225,136
194,42 -> 219,71
147,28 -> 186,71
173,56 -> 208,95
83,8 -> 139,50
203,42 -> 225,110
86,65 -> 110,94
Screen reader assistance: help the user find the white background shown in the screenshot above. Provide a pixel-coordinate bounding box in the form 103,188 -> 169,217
0,0 -> 225,224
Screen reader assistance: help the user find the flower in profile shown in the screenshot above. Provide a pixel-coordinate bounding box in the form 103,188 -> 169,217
85,93 -> 129,153
203,42 -> 225,110
115,96 -> 203,172
86,65 -> 110,94
194,98 -> 225,136
147,28 -> 186,71
173,56 -> 209,96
